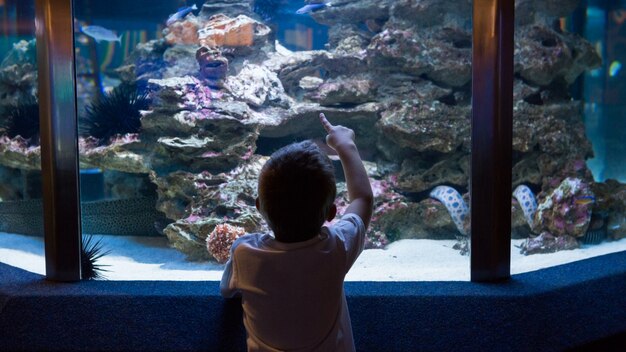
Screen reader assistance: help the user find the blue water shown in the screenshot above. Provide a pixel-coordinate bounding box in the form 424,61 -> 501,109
1,0 -> 626,283
2,1 -> 625,182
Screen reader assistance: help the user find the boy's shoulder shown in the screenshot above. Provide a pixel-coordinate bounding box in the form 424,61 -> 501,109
327,213 -> 365,234
230,232 -> 268,254
233,232 -> 265,246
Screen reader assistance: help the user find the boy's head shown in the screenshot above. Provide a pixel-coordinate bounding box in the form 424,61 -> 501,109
257,140 -> 337,242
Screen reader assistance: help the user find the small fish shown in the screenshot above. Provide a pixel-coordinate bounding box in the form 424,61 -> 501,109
80,25 -> 122,44
296,2 -> 332,15
166,4 -> 198,26
575,196 -> 596,205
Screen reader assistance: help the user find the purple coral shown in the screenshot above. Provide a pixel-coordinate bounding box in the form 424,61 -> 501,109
533,177 -> 593,238
365,230 -> 389,249
519,231 -> 579,255
181,81 -> 221,111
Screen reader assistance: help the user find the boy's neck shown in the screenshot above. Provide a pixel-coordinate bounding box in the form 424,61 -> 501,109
273,231 -> 319,243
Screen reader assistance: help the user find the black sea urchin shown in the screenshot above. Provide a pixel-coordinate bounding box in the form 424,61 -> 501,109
80,83 -> 150,143
81,234 -> 110,280
4,96 -> 40,142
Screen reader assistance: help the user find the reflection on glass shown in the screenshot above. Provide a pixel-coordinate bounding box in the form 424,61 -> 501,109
68,0 -> 477,281
511,1 -> 626,274
0,0 -> 45,274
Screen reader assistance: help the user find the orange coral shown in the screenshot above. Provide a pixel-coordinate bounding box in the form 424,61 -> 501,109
164,18 -> 200,45
206,223 -> 246,263
198,14 -> 256,47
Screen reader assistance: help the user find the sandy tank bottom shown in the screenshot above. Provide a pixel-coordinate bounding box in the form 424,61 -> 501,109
1,232 -> 625,281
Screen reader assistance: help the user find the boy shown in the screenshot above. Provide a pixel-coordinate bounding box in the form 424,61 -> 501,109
220,113 -> 373,351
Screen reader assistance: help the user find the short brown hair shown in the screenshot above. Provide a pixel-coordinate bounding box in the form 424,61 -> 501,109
258,140 -> 336,242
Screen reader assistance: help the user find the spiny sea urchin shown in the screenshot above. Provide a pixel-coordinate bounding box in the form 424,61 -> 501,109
80,83 -> 150,143
81,234 -> 110,280
4,96 -> 39,142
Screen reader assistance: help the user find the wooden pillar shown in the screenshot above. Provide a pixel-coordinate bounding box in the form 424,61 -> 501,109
471,0 -> 514,282
35,0 -> 82,281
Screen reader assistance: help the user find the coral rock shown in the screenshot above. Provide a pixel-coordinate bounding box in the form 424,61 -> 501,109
390,0 -> 472,28
164,16 -> 201,45
0,40 -> 38,109
532,177 -> 593,237
519,231 -> 579,255
298,76 -> 324,91
145,75 -> 259,173
199,0 -> 254,19
591,179 -> 626,240
0,135 -> 41,170
308,76 -> 376,106
512,197 -> 534,239
396,153 -> 469,193
328,24 -> 372,53
515,24 -> 601,86
377,103 -> 471,154
152,157 -> 267,259
196,46 -> 229,81
223,63 -> 289,108
367,26 -> 472,87
198,14 -> 268,47
151,157 -> 266,221
207,223 -> 246,263
79,135 -> 149,173
311,0 -> 396,26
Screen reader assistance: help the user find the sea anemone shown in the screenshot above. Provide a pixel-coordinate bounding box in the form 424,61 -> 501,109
4,96 -> 39,142
207,223 -> 246,264
81,234 -> 110,280
80,83 -> 150,143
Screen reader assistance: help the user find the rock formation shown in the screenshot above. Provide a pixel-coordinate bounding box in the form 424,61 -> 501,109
1,0 -> 621,260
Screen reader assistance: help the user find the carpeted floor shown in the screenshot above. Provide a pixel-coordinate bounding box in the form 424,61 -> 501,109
1,251 -> 625,351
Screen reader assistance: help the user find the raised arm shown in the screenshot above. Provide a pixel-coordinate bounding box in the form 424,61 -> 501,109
319,113 -> 373,229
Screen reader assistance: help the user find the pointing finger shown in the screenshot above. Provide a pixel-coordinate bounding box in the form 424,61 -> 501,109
319,113 -> 333,132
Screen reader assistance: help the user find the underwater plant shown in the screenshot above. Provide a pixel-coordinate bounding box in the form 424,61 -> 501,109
4,96 -> 40,142
80,83 -> 150,143
81,234 -> 110,280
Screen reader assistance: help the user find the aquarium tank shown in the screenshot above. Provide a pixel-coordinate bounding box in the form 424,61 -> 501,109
0,0 -> 625,281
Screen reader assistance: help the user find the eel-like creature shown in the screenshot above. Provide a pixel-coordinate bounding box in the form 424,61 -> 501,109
429,185 -> 469,236
0,197 -> 168,236
512,185 -> 537,228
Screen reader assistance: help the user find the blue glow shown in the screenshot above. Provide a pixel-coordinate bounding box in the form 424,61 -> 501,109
589,68 -> 602,78
609,61 -> 622,77
586,7 -> 605,18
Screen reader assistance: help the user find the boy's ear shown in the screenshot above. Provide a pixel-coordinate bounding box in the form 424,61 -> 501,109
326,203 -> 337,221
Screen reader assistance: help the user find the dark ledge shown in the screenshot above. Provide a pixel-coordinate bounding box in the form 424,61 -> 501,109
1,251 -> 625,352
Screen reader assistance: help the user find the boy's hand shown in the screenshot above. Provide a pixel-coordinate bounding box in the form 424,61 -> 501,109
319,113 -> 356,152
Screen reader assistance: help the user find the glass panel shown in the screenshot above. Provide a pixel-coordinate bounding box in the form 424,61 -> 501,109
73,0 -> 473,281
511,1 -> 626,274
0,0 -> 45,275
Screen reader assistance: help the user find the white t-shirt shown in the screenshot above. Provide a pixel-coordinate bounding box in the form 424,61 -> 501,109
220,213 -> 366,352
